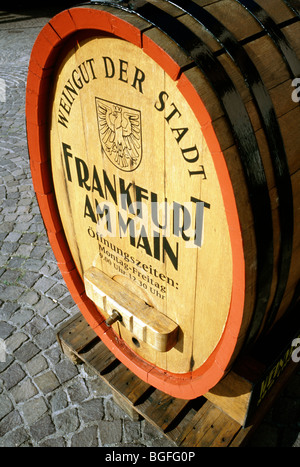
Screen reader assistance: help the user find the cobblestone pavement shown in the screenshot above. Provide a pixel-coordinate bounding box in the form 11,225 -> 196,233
0,5 -> 299,448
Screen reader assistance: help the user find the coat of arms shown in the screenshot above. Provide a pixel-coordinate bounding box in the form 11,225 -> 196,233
95,97 -> 142,171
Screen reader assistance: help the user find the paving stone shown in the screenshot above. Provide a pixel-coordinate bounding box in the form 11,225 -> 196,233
123,418 -> 142,444
34,276 -> 56,294
79,398 -> 105,423
10,378 -> 38,403
25,354 -> 48,377
43,249 -> 56,262
21,397 -> 48,425
20,233 -> 37,244
30,245 -> 49,259
7,256 -> 25,269
34,234 -> 48,246
18,199 -> 32,208
29,413 -> 56,442
49,389 -> 68,412
18,184 -> 33,193
39,262 -> 61,277
1,241 -> 18,255
34,371 -> 60,394
14,221 -> 33,232
2,198 -> 16,209
53,408 -> 80,434
0,254 -> 8,268
0,302 -> 20,320
23,258 -> 45,272
28,222 -> 45,234
14,243 -> 34,257
19,289 -> 40,306
18,271 -> 41,288
1,284 -> 24,301
39,437 -> 66,447
46,283 -> 68,301
71,425 -> 99,447
35,296 -> 57,316
0,268 -> 21,283
23,316 -> 47,337
3,213 -> 18,223
0,221 -> 14,233
5,332 -> 28,352
9,308 -> 34,327
47,307 -> 69,326
14,341 -> 40,363
44,346 -> 61,365
105,396 -> 129,421
0,393 -> 13,420
0,426 -> 30,447
18,214 -> 33,224
99,420 -> 122,445
88,375 -> 112,397
34,328 -> 56,350
0,362 -> 25,390
55,357 -> 79,384
145,435 -> 176,448
67,379 -> 89,403
0,321 -> 15,339
59,294 -> 77,310
0,410 -> 23,438
0,355 -> 14,373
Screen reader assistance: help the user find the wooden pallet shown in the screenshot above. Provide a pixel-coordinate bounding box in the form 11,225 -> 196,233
56,310 -> 299,447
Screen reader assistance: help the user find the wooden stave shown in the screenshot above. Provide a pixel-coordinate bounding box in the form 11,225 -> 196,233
25,1 -> 300,398
170,0 -> 300,342
170,0 -> 299,343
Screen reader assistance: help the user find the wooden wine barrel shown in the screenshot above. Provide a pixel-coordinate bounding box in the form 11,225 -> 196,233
26,0 -> 300,399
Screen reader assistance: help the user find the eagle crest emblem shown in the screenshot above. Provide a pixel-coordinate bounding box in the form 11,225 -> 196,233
95,97 -> 142,171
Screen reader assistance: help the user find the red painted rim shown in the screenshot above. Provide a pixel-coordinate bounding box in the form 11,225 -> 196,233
26,7 -> 245,399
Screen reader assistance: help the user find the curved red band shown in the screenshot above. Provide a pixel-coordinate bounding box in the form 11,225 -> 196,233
26,7 -> 245,399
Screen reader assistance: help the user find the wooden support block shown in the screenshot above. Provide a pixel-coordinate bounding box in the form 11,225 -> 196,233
112,390 -> 142,421
59,340 -> 82,365
205,309 -> 300,426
